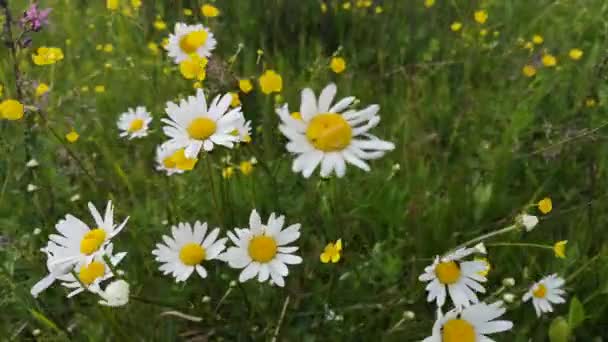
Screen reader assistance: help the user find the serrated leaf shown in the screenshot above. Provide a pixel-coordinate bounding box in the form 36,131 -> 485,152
568,297 -> 585,329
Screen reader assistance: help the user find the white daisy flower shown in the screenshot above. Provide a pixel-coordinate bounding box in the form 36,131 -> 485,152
418,247 -> 487,308
522,274 -> 566,317
40,201 -> 128,270
162,89 -> 245,158
117,106 -> 152,139
423,301 -> 513,342
277,83 -> 395,178
155,144 -> 199,176
55,243 -> 126,298
232,115 -> 252,143
222,210 -> 302,287
152,221 -> 227,282
167,23 -> 217,64
520,214 -> 539,231
98,279 -> 130,307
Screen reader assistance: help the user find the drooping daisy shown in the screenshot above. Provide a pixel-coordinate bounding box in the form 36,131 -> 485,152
162,89 -> 245,158
166,23 -> 217,64
522,274 -> 566,317
222,210 -> 302,287
152,221 -> 227,282
277,83 -> 395,178
418,247 -> 487,308
55,243 -> 126,298
117,106 -> 152,139
98,279 -> 130,307
423,301 -> 513,342
232,115 -> 252,143
155,144 -> 199,176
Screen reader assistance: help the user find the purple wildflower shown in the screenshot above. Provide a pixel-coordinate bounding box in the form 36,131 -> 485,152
21,3 -> 52,32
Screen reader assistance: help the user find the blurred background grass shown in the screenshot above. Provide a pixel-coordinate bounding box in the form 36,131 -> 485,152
1,0 -> 608,340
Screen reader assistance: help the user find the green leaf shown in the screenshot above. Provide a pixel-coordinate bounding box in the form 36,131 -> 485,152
548,316 -> 570,342
29,309 -> 61,333
568,297 -> 585,329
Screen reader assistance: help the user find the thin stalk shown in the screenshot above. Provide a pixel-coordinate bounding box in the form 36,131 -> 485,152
452,224 -> 518,252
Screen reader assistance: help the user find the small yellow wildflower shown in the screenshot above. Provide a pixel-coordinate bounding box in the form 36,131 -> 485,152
107,0 -> 119,10
375,6 -> 383,14
522,65 -> 537,77
222,167 -> 234,179
320,239 -> 342,263
424,0 -> 435,8
0,99 -> 25,120
239,161 -> 254,175
450,22 -> 462,32
569,48 -> 583,61
538,197 -> 552,214
35,83 -> 50,97
131,0 -> 142,9
342,2 -> 351,10
553,240 -> 567,259
148,42 -> 160,55
66,130 -> 79,143
201,4 -> 220,17
239,79 -> 253,94
532,35 -> 543,45
524,41 -> 534,51
585,98 -> 597,108
258,70 -> 283,95
183,8 -> 193,16
355,0 -> 372,8
154,18 -> 167,31
229,92 -> 241,107
330,57 -> 346,74
179,55 -> 208,81
290,112 -> 302,120
94,85 -> 106,93
474,10 -> 488,24
321,3 -> 328,13
542,54 -> 557,67
32,47 -> 64,66
475,257 -> 491,277
103,44 -> 113,53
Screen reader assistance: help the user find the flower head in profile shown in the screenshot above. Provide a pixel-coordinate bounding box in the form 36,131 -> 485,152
423,301 -> 513,342
222,210 -> 302,287
418,247 -> 487,308
320,239 -> 342,263
32,47 -> 64,65
239,79 -> 253,94
258,70 -> 283,95
152,221 -> 227,282
162,89 -> 246,158
201,4 -> 220,17
117,106 -> 152,139
553,240 -> 567,259
277,83 -> 394,178
167,23 -> 217,64
35,83 -> 50,97
522,274 -> 566,317
21,3 -> 52,31
538,197 -> 552,214
155,145 -> 199,175
98,279 -> 130,307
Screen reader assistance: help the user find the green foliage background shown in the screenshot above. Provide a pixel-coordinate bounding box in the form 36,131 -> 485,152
1,0 -> 608,340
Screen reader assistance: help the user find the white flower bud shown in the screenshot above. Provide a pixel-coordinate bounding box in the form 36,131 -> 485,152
70,194 -> 81,202
229,280 -> 237,288
474,242 -> 487,254
202,296 -> 211,303
27,184 -> 38,192
33,228 -> 41,235
502,277 -> 516,287
502,293 -> 515,303
403,311 -> 416,320
98,279 -> 129,307
26,159 -> 39,168
521,214 -> 539,231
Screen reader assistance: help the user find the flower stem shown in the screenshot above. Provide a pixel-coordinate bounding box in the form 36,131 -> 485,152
452,224 -> 518,251
487,242 -> 552,250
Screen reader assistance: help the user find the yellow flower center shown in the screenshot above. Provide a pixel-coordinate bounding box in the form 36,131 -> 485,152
80,228 -> 107,255
248,235 -> 277,263
179,243 -> 206,266
442,319 -> 476,342
187,117 -> 216,140
305,113 -> 352,152
128,118 -> 144,132
533,284 -> 547,298
435,261 -> 461,284
78,261 -> 106,285
163,148 -> 198,171
179,30 -> 208,54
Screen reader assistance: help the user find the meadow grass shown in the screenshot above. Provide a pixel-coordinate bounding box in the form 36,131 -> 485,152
1,0 -> 608,340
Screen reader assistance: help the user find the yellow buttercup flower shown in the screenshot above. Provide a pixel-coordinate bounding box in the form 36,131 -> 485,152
553,240 -> 567,259
229,92 -> 241,107
258,70 -> 283,95
179,55 -> 208,81
474,10 -> 488,24
35,83 -> 50,97
95,85 -> 106,93
0,99 -> 25,120
532,35 -> 543,45
569,49 -> 583,61
585,98 -> 597,108
542,54 -> 557,67
524,41 -> 534,51
222,167 -> 234,179
239,79 -> 253,94
154,18 -> 167,31
148,42 -> 160,55
320,239 -> 342,263
66,130 -> 79,143
538,197 -> 552,214
201,4 -> 220,17
239,161 -> 254,175
450,22 -> 462,32
103,44 -> 113,53
522,65 -> 537,77
424,0 -> 435,8
330,57 -> 346,74
183,8 -> 193,16
32,47 -> 64,66
107,0 -> 119,10
131,0 -> 142,8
